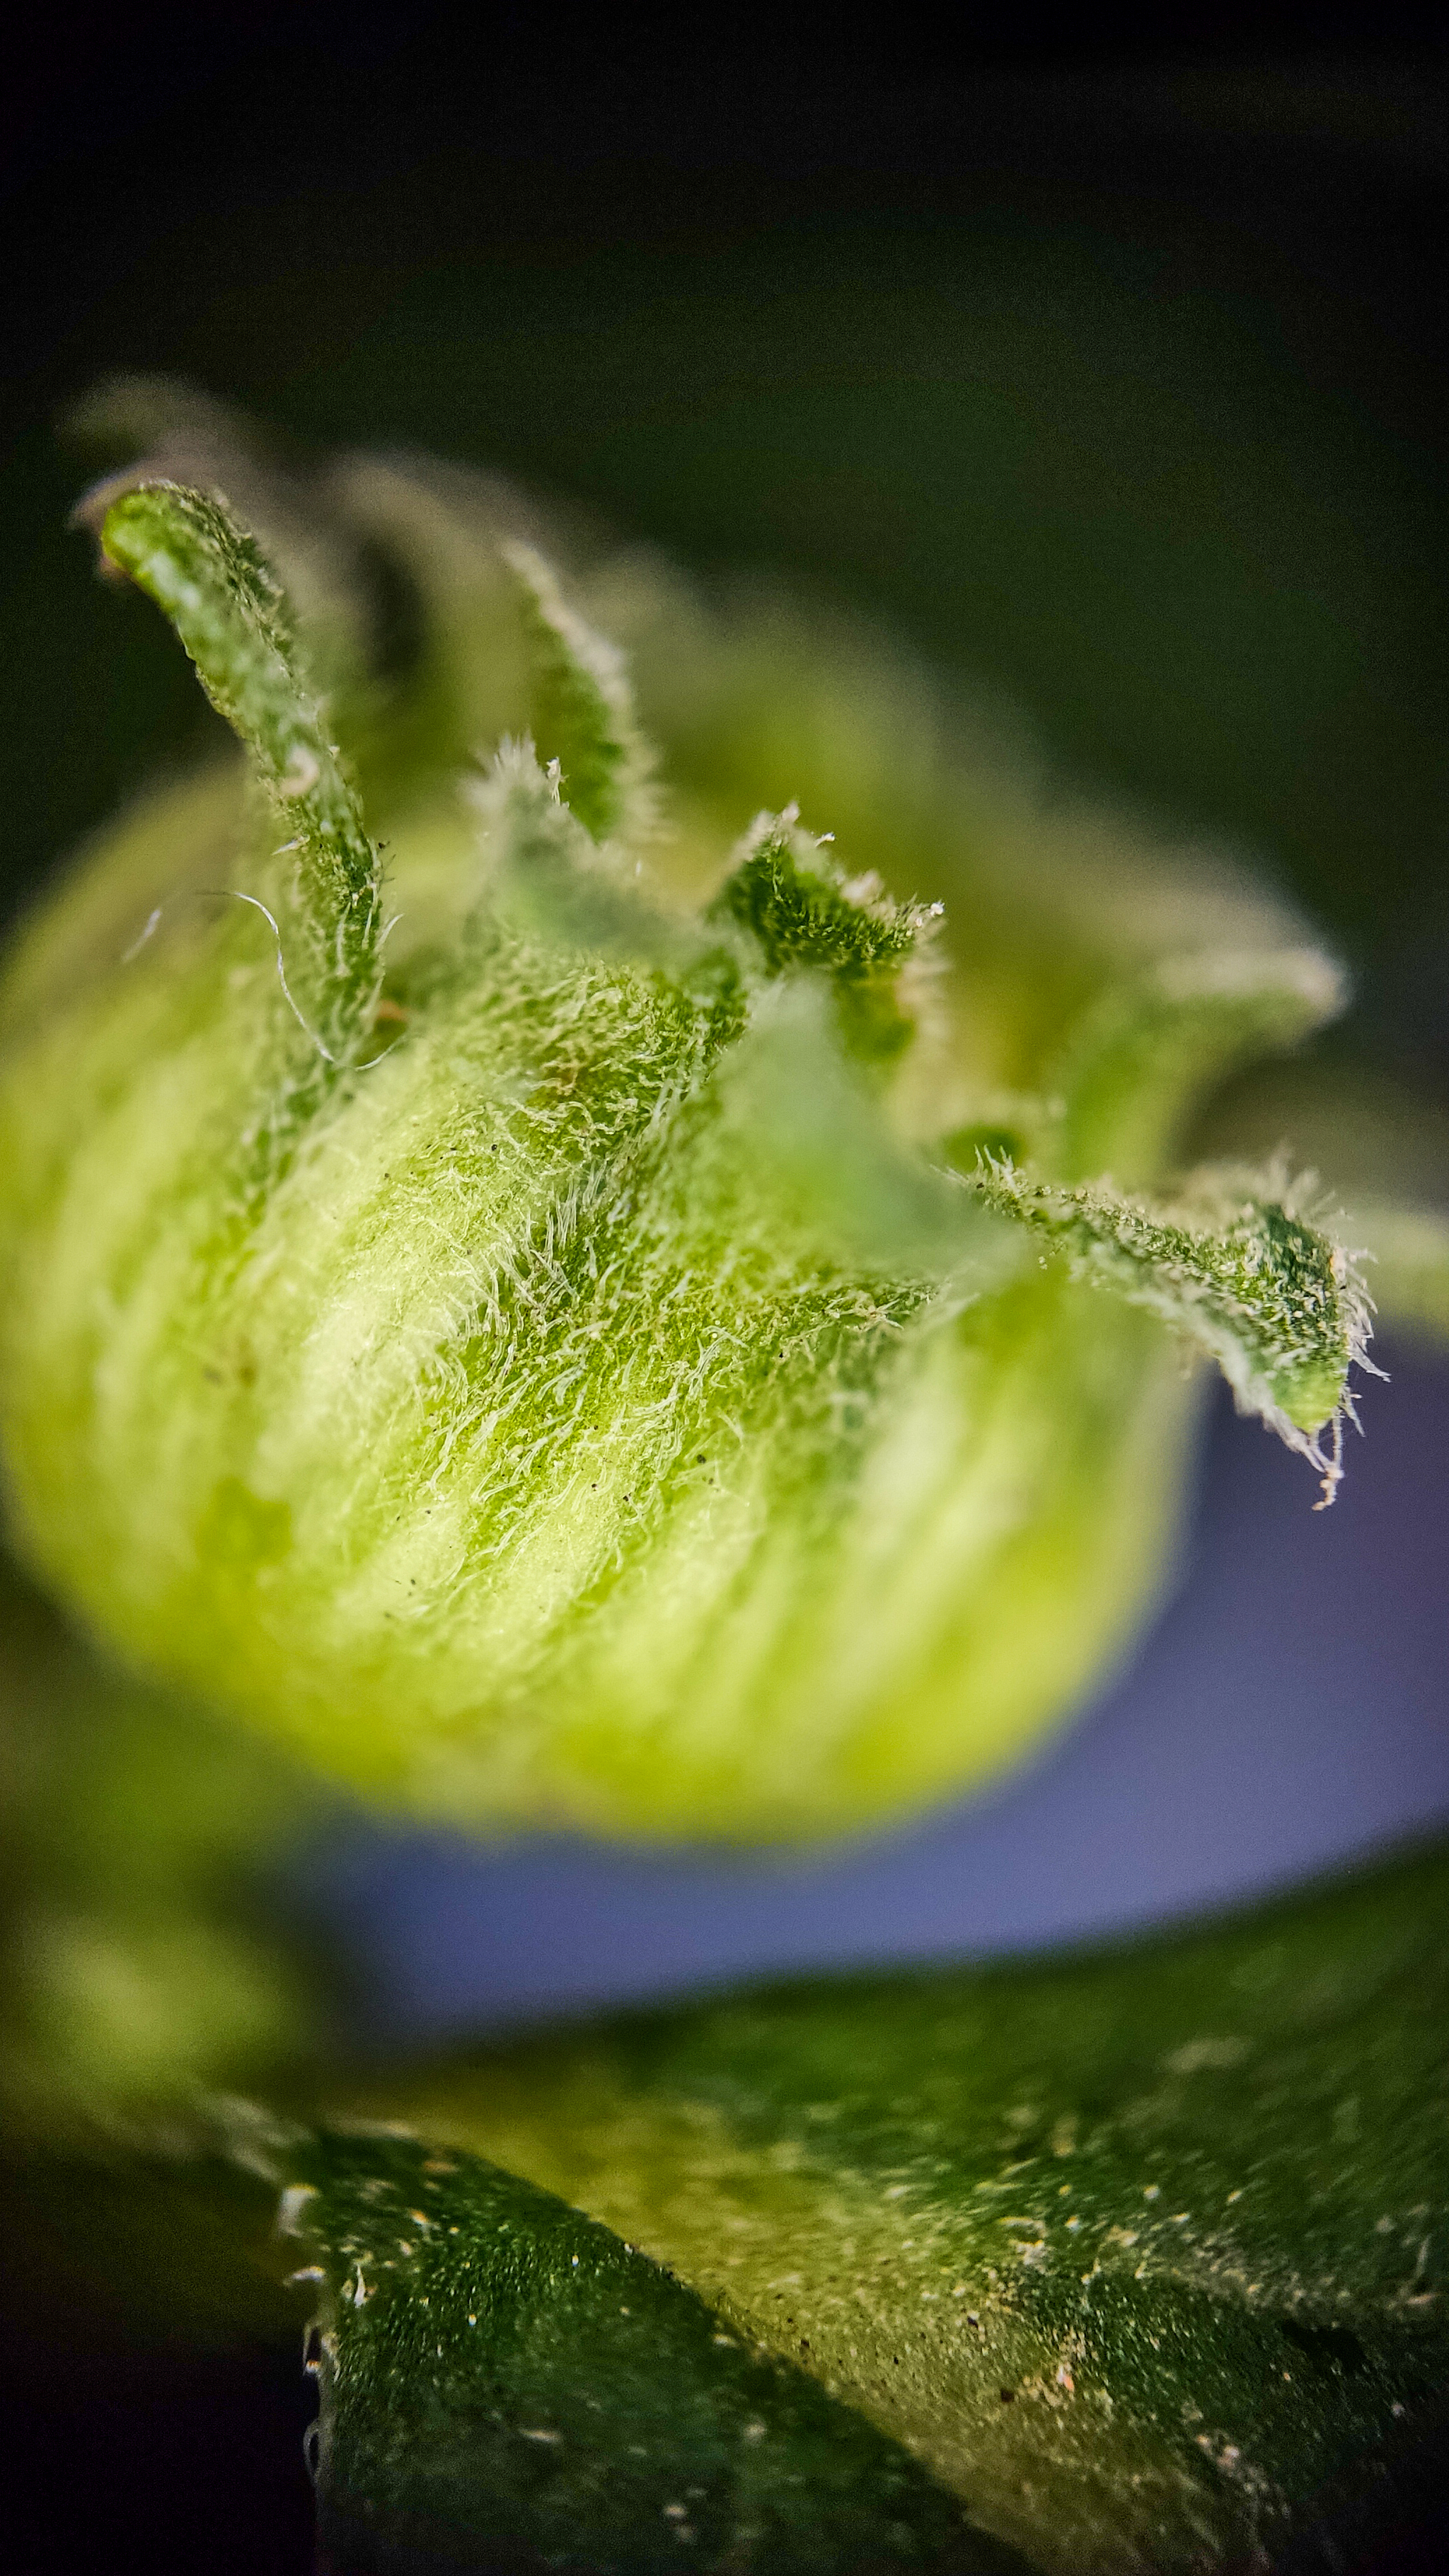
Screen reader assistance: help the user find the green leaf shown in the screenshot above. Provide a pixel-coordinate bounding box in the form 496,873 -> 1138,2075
318,1838 -> 1449,2575
90,480 -> 383,1065
469,737 -> 686,975
962,1160 -> 1369,1480
299,2129 -> 1025,2575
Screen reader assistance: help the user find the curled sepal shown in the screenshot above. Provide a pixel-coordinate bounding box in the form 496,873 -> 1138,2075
966,1159 -> 1371,1496
710,807 -> 941,1067
506,541 -> 657,848
68,376 -> 374,707
91,480 -> 383,1065
1044,945 -> 1347,1188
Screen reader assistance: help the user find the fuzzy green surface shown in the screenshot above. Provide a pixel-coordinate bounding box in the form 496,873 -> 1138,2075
0,434 -> 1372,1839
93,480 -> 383,1068
0,758 -> 1193,1836
302,2129 -> 1025,2575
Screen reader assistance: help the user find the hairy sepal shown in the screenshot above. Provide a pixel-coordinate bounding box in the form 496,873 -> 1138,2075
966,1157 -> 1370,1493
70,377 -> 375,710
89,479 -> 383,1069
504,539 -> 659,849
710,804 -> 943,1073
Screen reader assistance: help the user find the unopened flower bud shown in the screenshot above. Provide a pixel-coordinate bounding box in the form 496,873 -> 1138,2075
0,407 -> 1370,1840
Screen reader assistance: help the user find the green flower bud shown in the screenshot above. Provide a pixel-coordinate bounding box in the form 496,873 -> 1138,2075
0,407 -> 1370,1842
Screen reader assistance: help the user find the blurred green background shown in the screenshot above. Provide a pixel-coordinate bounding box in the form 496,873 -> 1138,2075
4,33 -> 1448,1089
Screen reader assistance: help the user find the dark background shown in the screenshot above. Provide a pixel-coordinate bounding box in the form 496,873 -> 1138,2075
4,9 -> 1448,2568
7,11 -> 1449,1060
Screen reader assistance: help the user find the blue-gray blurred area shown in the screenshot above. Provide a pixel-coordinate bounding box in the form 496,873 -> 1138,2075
316,1334 -> 1449,2040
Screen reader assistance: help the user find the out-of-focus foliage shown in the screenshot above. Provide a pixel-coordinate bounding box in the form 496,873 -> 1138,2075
0,1551 -> 330,2135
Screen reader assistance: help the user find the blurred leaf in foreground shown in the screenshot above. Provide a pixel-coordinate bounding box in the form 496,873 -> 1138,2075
4,1840 -> 1443,2567
290,1839 -> 1449,2572
301,2130 -> 1024,2574
0,1547 -> 334,2134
